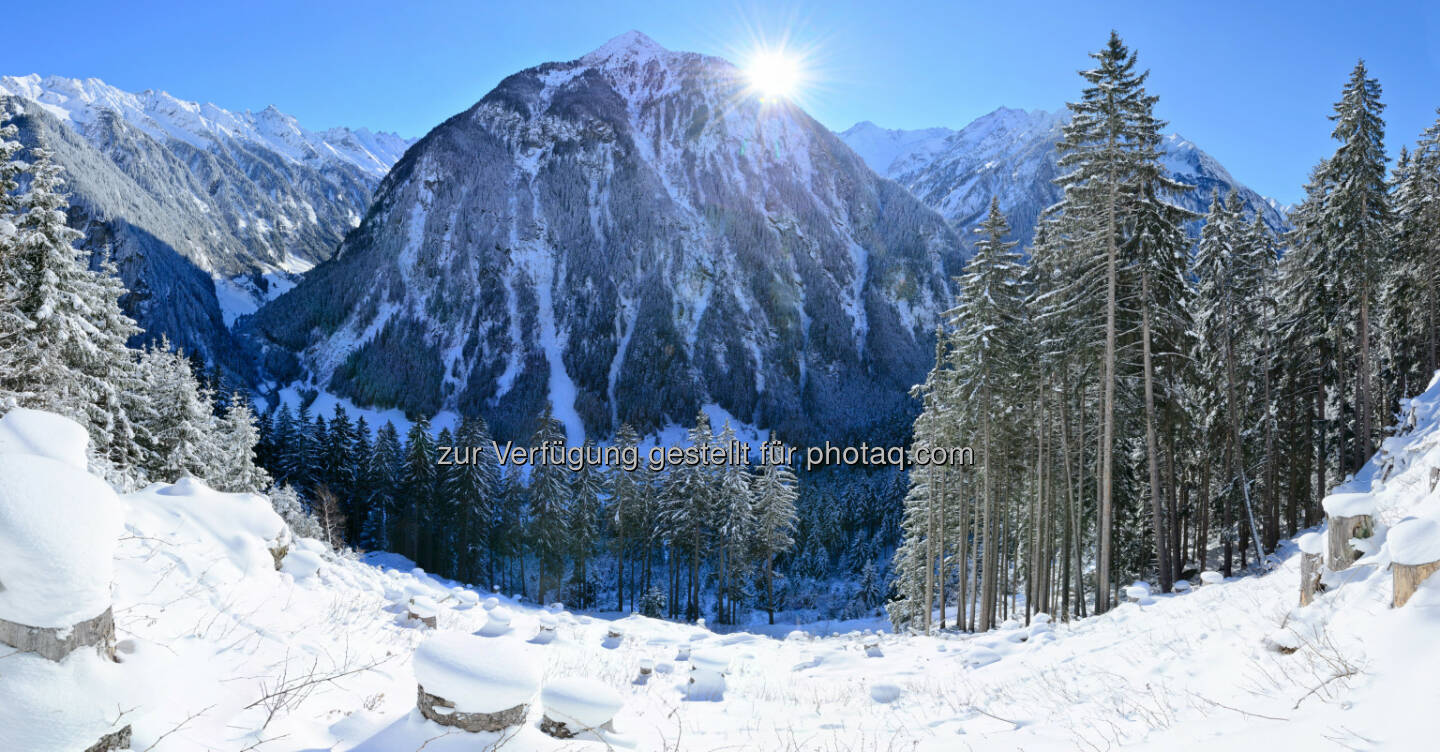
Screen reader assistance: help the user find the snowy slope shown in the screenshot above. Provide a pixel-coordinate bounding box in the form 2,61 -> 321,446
0,76 -> 414,380
839,109 -> 1289,248
7,372 -> 1440,749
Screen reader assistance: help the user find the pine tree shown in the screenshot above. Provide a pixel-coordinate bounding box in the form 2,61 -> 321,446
1322,60 -> 1390,469
952,199 -> 1025,629
1053,32 -> 1157,613
752,444 -> 798,625
365,420 -> 404,551
401,418 -> 437,564
713,421 -> 754,623
569,438 -> 606,607
137,337 -> 218,482
447,415 -> 498,582
609,423 -> 646,610
527,404 -> 571,602
214,393 -> 272,493
664,411 -> 717,620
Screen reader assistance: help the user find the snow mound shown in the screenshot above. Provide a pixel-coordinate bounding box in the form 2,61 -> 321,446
408,595 -> 439,619
129,480 -> 285,577
1297,531 -> 1325,555
1323,492 -> 1378,518
1199,570 -> 1224,585
281,549 -> 323,579
412,632 -> 540,714
541,676 -> 624,730
1388,518 -> 1440,565
0,408 -> 90,470
477,606 -> 513,636
0,453 -> 122,627
869,682 -> 903,703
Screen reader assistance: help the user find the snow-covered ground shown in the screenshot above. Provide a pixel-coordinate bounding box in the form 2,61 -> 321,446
6,373 -> 1440,749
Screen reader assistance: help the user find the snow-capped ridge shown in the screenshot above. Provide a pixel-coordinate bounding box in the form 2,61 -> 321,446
580,30 -> 671,65
0,73 -> 413,178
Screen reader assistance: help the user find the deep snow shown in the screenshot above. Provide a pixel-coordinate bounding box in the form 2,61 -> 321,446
6,372 -> 1440,749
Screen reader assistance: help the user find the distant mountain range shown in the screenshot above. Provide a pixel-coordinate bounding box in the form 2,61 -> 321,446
0,75 -> 413,377
2,40 -> 1289,442
839,109 -> 1288,249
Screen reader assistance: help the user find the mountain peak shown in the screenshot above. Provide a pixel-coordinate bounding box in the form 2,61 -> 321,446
581,30 -> 668,64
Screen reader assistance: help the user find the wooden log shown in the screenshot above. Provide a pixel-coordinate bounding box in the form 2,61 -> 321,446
1300,552 -> 1325,606
0,606 -> 116,662
416,685 -> 527,732
1393,560 -> 1440,608
1326,514 -> 1373,571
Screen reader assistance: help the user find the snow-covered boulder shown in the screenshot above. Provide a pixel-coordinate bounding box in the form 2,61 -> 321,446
482,596 -> 499,611
540,676 -> 624,738
0,408 -> 90,470
1200,571 -> 1224,586
452,588 -> 480,608
0,444 -> 122,632
1172,579 -> 1192,593
413,632 -> 540,732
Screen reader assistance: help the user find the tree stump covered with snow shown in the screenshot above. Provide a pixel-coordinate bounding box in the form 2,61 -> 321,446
0,410 -> 124,662
0,410 -> 132,750
686,650 -> 729,701
0,606 -> 117,662
408,596 -> 439,628
1389,518 -> 1440,608
1322,493 -> 1376,571
540,677 -> 623,739
1297,532 -> 1326,606
82,724 -> 132,752
412,632 -> 539,732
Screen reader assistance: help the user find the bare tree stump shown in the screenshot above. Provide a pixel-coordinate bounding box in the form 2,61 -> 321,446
1300,552 -> 1324,606
1394,560 -> 1440,608
1326,514 -> 1373,571
416,685 -> 527,732
83,724 -> 132,752
0,606 -> 116,662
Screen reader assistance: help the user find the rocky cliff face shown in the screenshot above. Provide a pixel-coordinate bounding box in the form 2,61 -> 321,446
247,32 -> 965,444
0,75 -> 411,377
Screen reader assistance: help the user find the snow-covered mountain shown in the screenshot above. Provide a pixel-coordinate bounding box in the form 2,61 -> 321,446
839,108 -> 1289,248
246,31 -> 965,444
0,75 -> 414,376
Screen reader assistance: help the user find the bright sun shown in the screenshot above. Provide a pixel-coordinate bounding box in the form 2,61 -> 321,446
746,50 -> 803,99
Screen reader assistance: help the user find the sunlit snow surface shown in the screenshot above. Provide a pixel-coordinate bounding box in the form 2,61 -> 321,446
6,373 -> 1440,748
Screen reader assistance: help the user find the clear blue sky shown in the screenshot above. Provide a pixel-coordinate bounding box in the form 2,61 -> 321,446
4,1 -> 1438,203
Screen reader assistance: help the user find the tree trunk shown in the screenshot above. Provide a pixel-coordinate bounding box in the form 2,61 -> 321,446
1140,270 -> 1172,592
